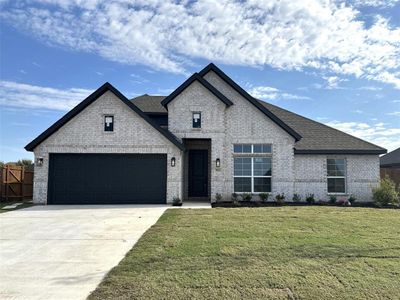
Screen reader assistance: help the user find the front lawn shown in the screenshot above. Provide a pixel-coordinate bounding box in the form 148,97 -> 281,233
89,207 -> 400,299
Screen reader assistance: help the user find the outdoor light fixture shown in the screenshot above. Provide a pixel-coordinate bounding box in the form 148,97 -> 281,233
36,157 -> 44,166
171,157 -> 176,167
216,158 -> 221,168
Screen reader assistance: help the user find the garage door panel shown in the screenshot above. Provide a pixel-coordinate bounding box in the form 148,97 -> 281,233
48,154 -> 167,204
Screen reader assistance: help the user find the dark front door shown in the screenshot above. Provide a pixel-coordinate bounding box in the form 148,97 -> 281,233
188,150 -> 208,197
48,153 -> 167,204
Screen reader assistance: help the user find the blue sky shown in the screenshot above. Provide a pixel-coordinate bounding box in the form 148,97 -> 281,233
0,0 -> 399,162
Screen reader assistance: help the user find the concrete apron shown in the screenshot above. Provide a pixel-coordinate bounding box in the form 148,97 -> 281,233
0,205 -> 168,300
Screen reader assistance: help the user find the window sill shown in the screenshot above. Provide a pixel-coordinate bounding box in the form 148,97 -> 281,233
234,192 -> 272,194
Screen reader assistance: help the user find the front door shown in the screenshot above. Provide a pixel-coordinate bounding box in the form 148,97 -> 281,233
188,150 -> 208,197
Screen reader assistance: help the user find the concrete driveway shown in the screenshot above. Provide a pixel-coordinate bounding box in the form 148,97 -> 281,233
0,205 -> 168,300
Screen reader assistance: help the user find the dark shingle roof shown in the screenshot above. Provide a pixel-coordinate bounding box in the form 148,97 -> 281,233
380,147 -> 400,167
257,100 -> 386,153
132,94 -> 166,113
132,95 -> 386,154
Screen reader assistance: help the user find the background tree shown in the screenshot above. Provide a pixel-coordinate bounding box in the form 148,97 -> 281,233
16,159 -> 33,167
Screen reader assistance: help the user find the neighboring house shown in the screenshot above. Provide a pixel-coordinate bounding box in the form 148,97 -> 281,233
25,63 -> 386,205
380,147 -> 400,189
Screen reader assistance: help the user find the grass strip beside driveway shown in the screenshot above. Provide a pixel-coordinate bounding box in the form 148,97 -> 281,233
0,202 -> 34,213
89,207 -> 400,300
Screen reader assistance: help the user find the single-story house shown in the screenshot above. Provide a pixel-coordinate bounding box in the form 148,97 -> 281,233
25,63 -> 386,205
380,147 -> 400,189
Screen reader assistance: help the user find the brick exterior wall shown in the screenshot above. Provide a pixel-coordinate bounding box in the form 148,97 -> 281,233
32,91 -> 183,204
31,73 -> 381,204
167,72 -> 296,201
294,155 -> 380,202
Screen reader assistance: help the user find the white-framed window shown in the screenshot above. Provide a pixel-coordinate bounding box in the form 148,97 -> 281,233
233,144 -> 272,193
192,112 -> 201,128
233,144 -> 272,154
327,158 -> 346,193
104,115 -> 114,132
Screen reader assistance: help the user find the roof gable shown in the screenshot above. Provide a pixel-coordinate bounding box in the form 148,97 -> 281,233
199,63 -> 302,141
25,82 -> 184,151
160,73 -> 233,108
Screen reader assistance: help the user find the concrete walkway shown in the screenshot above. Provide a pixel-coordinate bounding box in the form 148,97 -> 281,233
0,205 -> 168,300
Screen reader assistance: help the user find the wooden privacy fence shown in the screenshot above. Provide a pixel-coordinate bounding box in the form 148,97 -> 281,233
0,165 -> 33,202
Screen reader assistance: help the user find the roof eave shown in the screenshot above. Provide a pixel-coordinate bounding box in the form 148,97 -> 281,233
25,82 -> 185,152
294,149 -> 387,155
160,73 -> 233,108
199,63 -> 302,142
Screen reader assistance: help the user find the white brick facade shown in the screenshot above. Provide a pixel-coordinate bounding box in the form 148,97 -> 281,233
294,155 -> 379,201
33,91 -> 183,204
31,73 -> 381,204
167,71 -> 296,201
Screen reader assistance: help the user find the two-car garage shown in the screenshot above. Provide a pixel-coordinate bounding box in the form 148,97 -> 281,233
47,154 -> 167,204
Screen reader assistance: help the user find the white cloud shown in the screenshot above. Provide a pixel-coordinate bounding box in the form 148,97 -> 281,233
387,111 -> 400,116
249,85 -> 310,100
322,76 -> 349,89
325,120 -> 400,151
0,80 -> 92,110
1,0 -> 399,88
350,0 -> 400,7
358,86 -> 382,91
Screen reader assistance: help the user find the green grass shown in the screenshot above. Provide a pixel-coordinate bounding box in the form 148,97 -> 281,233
0,201 -> 34,213
89,207 -> 400,300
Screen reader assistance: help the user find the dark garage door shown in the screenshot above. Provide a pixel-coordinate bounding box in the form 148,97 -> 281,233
48,154 -> 167,204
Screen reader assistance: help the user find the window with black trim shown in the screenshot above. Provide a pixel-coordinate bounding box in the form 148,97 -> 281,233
104,115 -> 114,132
327,158 -> 346,193
192,112 -> 201,128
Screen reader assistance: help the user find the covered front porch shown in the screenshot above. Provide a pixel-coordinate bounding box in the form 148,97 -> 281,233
183,138 -> 212,202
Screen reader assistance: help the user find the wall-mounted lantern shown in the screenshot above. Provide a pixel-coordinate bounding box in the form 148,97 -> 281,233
216,158 -> 221,168
171,157 -> 176,167
36,157 -> 44,166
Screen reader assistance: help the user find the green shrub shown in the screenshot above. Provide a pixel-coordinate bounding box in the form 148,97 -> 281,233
292,193 -> 301,202
348,195 -> 356,205
373,176 -> 399,207
215,193 -> 223,202
306,193 -> 315,204
231,193 -> 238,202
275,193 -> 285,204
258,192 -> 270,202
241,193 -> 253,202
172,197 -> 182,206
329,195 -> 337,204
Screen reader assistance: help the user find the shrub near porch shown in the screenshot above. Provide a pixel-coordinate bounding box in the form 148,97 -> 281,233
89,207 -> 400,300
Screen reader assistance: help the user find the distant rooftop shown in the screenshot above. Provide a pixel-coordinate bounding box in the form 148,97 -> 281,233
380,147 -> 400,167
